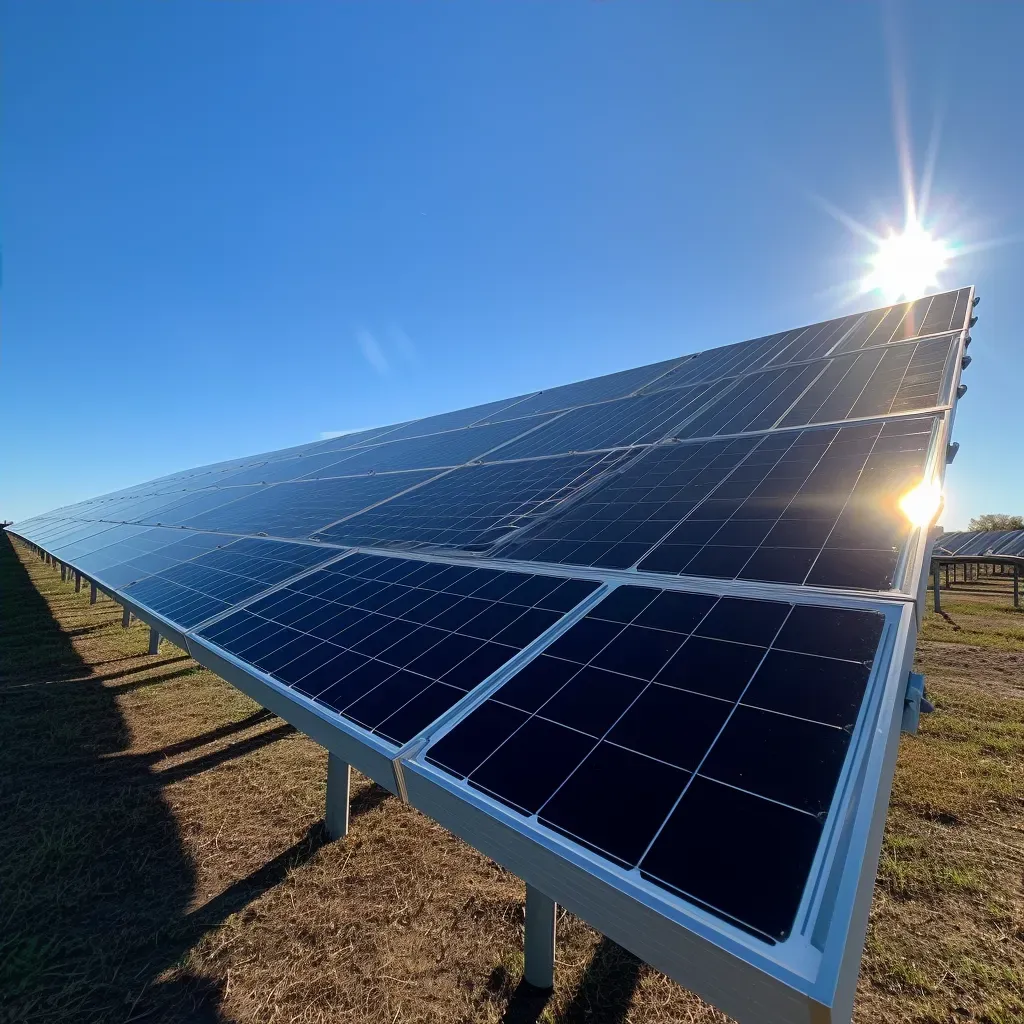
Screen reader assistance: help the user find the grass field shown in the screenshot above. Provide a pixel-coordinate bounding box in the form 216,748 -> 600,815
2,533 -> 1022,1024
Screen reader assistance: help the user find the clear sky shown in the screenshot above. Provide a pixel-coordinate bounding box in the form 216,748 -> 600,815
2,1 -> 1020,528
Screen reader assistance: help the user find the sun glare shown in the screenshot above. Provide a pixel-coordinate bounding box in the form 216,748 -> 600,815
863,220 -> 952,302
899,478 -> 943,528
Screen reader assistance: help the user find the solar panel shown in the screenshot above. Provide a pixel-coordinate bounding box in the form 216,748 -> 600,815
672,363 -> 826,438
289,415 -> 559,477
197,551 -> 600,747
934,528 -> 1024,557
502,417 -> 936,591
317,451 -> 630,552
777,335 -> 956,427
477,356 -> 685,421
483,380 -> 734,462
832,287 -> 972,354
7,284 -> 976,1024
178,470 -> 443,537
362,395 -> 537,442
423,584 -> 884,940
123,537 -> 340,628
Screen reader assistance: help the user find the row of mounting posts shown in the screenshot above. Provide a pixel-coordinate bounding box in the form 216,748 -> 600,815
326,749 -> 555,988
30,539 -> 560,989
931,558 -> 1020,611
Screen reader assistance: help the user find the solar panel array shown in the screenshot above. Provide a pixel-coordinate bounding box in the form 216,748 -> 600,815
935,529 -> 1024,557
8,285 -> 975,1023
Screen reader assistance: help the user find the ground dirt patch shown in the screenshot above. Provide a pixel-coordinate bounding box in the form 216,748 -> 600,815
2,537 -> 1022,1023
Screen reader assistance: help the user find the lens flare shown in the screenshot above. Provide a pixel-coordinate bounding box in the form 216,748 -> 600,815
863,220 -> 952,302
899,478 -> 942,528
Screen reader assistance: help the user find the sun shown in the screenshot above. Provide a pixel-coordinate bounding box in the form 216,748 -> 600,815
899,478 -> 943,528
862,220 -> 952,302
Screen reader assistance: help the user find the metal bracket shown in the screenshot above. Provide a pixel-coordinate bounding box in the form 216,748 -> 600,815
901,672 -> 934,735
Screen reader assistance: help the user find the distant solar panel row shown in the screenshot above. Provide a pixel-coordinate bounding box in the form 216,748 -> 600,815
935,529 -> 1024,557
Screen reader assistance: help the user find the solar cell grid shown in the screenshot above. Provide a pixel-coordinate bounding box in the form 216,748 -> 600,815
500,436 -> 760,569
640,334 -> 785,393
478,357 -> 684,422
131,486 -> 266,527
177,470 -> 441,537
318,450 -> 630,552
763,312 -> 862,367
484,379 -> 734,462
215,451 -> 363,487
833,287 -> 971,354
123,536 -> 340,628
425,584 -> 884,940
503,417 -> 935,591
197,552 -> 600,747
777,335 -> 955,428
294,414 -> 557,477
47,521 -> 132,555
674,362 -> 825,439
638,417 -> 935,590
365,395 -> 537,442
85,532 -> 232,589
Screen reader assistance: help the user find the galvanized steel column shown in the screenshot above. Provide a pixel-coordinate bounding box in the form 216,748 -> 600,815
325,753 -> 351,840
524,884 -> 556,990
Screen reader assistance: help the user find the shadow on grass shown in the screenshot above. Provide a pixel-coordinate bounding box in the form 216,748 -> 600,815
560,937 -> 643,1023
0,536 -> 305,1023
497,935 -> 642,1024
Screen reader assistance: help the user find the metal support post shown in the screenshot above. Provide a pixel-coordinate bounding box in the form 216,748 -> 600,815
121,607 -> 131,628
1015,567 -> 1020,609
75,571 -> 82,593
60,564 -> 67,581
932,561 -> 941,614
148,627 -> 160,655
90,582 -> 97,604
524,884 -> 556,990
325,753 -> 351,840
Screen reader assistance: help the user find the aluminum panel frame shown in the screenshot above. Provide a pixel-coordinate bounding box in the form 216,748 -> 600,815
402,594 -> 914,1024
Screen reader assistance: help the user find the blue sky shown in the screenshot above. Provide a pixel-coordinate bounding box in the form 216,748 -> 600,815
2,1 -> 1021,528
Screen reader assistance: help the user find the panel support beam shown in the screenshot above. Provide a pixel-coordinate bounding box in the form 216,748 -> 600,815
148,627 -> 160,655
524,884 -> 556,990
75,571 -> 82,593
90,582 -> 97,604
932,559 -> 941,614
325,752 -> 351,840
60,564 -> 67,581
121,607 -> 131,628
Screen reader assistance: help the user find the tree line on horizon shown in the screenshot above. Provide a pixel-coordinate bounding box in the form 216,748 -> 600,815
967,513 -> 1024,532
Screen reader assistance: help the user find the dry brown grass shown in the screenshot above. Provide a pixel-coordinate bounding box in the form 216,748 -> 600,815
2,535 -> 1022,1024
